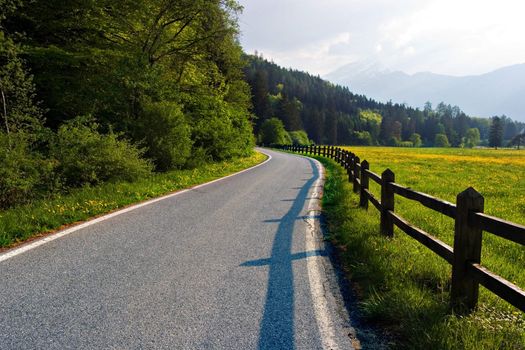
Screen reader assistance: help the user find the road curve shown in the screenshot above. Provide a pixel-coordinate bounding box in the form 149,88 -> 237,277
0,149 -> 356,349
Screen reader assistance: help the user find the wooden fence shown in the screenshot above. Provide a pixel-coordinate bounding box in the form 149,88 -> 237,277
277,144 -> 525,313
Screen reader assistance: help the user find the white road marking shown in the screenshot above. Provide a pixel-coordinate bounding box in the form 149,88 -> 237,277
294,154 -> 357,350
0,152 -> 272,263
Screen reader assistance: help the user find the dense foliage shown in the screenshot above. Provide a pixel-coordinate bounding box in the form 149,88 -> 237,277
0,0 -> 254,208
258,118 -> 290,145
244,55 -> 525,147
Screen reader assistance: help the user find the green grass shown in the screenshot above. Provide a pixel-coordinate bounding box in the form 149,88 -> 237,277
314,147 -> 525,349
0,152 -> 267,248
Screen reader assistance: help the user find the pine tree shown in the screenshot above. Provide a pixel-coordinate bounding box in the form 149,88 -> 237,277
489,116 -> 504,149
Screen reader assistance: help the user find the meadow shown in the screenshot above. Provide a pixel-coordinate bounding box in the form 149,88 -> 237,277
0,152 -> 266,249
319,147 -> 524,349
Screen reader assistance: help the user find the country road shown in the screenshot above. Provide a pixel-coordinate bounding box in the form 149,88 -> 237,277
0,149 -> 357,349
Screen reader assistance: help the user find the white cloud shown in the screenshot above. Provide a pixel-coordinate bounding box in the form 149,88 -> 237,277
238,0 -> 525,76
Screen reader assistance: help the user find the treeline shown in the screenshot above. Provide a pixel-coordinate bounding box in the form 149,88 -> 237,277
244,54 -> 525,147
0,0 -> 253,209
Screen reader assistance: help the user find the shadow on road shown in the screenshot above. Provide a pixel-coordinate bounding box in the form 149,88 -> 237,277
240,158 -> 321,350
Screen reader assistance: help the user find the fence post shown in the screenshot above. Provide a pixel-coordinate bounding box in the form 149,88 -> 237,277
353,156 -> 360,193
451,187 -> 484,312
348,153 -> 354,182
380,169 -> 395,236
360,160 -> 369,209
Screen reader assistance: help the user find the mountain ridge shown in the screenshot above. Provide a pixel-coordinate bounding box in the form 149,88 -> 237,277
324,63 -> 525,122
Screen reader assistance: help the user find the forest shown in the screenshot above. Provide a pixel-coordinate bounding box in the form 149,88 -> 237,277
244,54 -> 525,148
2,1 -> 524,211
0,0 -> 254,208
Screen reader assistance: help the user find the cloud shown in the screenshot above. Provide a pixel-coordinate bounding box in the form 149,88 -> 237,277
238,0 -> 525,76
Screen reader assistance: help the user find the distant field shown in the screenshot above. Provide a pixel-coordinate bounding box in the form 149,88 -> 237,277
329,146 -> 525,347
342,146 -> 525,289
312,147 -> 525,348
342,147 -> 525,222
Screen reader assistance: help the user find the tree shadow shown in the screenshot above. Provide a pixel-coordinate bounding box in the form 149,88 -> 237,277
240,159 -> 320,349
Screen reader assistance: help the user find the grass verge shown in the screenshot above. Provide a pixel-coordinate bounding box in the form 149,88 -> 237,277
316,155 -> 524,350
0,151 -> 267,249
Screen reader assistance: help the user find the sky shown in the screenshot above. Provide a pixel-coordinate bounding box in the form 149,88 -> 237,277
236,0 -> 525,77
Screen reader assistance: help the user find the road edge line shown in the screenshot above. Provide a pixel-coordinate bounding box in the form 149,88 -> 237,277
281,150 -> 358,350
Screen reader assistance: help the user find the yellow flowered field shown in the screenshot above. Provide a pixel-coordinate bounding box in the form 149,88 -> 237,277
342,146 -> 525,224
340,146 -> 525,293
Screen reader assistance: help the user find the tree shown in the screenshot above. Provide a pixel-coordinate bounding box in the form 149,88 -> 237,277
0,5 -> 44,137
258,117 -> 290,145
509,132 -> 525,149
277,93 -> 302,131
464,128 -> 480,148
435,133 -> 450,147
409,133 -> 422,147
489,116 -> 504,149
251,70 -> 271,131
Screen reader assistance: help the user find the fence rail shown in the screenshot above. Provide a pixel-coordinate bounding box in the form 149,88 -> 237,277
276,144 -> 525,313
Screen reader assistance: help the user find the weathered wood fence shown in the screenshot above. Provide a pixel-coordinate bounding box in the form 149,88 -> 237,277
277,144 -> 525,313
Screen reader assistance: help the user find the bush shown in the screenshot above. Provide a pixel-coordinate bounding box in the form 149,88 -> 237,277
350,131 -> 373,146
51,116 -> 152,187
0,132 -> 55,208
258,117 -> 290,145
137,101 -> 192,171
387,137 -> 400,146
397,141 -> 414,147
434,133 -> 450,147
288,130 -> 311,145
188,94 -> 254,161
409,133 -> 422,147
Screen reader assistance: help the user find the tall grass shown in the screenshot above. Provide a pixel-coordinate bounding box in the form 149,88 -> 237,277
0,152 -> 266,248
316,147 -> 525,349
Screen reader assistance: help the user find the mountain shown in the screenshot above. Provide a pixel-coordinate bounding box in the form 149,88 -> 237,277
324,63 -> 525,122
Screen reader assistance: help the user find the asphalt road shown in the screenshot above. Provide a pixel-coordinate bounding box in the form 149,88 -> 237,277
0,149 -> 356,349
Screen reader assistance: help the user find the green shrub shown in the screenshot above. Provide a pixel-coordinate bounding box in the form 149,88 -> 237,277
51,116 -> 152,187
0,132 -> 55,208
189,97 -> 254,161
435,133 -> 450,147
138,101 -> 192,171
397,141 -> 414,147
409,133 -> 422,147
288,130 -> 311,145
350,131 -> 373,145
258,117 -> 291,145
